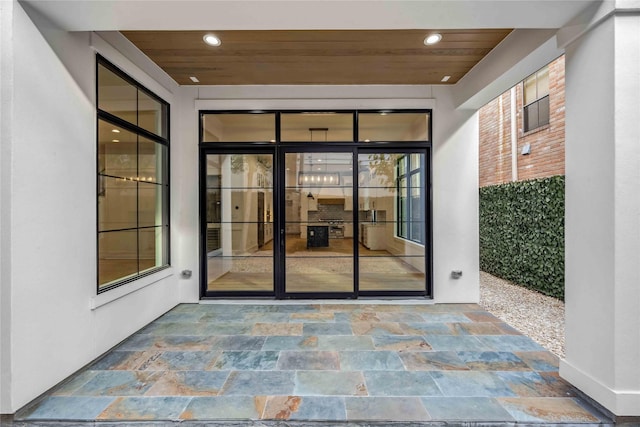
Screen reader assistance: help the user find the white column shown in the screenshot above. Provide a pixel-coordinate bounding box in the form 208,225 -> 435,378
561,10 -> 640,417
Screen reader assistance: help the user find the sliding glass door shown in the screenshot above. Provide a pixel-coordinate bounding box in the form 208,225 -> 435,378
200,110 -> 432,299
283,150 -> 355,295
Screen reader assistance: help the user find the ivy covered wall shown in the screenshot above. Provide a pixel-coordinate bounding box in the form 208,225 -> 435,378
479,176 -> 565,300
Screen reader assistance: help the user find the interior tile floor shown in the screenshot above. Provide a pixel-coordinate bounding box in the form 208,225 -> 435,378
12,302 -> 614,426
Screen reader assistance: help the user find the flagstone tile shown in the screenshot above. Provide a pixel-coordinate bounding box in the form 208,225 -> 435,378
51,371 -> 99,396
339,351 -> 404,371
422,396 -> 515,421
17,396 -> 115,420
315,335 -> 375,350
263,336 -> 320,350
244,312 -> 292,323
494,322 -> 523,335
144,371 -> 229,396
363,371 -> 442,396
351,322 -> 406,336
497,371 -> 577,397
515,351 -> 560,371
302,322 -> 352,335
457,351 -> 531,371
221,371 -> 295,395
478,335 -> 547,352
497,397 -> 601,423
198,322 -> 253,335
136,351 -> 220,371
262,396 -> 346,420
401,322 -> 454,335
464,311 -> 503,322
371,335 -> 431,351
210,335 -> 266,350
290,312 -> 335,322
211,351 -> 280,371
430,371 -> 516,397
420,313 -> 472,323
143,322 -> 207,336
294,371 -> 367,396
116,334 -> 159,351
89,351 -> 154,371
251,322 -> 303,336
277,351 -> 340,370
398,351 -> 469,371
345,396 -> 430,421
450,322 -> 504,335
181,395 -> 265,420
98,396 -> 191,420
425,335 -> 490,351
155,310 -> 204,323
73,371 -> 163,396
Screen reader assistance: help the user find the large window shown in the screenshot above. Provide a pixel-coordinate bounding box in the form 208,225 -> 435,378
523,66 -> 550,132
396,154 -> 424,244
97,56 -> 170,292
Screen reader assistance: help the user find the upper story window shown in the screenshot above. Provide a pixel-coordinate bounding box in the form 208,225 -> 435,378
523,66 -> 550,132
97,55 -> 170,293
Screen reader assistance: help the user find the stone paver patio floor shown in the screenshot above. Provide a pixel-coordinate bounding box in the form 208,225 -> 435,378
14,302 -> 612,426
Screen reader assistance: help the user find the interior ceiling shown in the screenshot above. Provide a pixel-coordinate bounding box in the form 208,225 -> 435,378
122,29 -> 513,86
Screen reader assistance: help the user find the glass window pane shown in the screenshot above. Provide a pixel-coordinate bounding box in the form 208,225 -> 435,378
525,103 -> 539,132
281,113 -> 353,141
98,230 -> 138,288
98,176 -> 137,231
537,67 -> 550,98
523,74 -> 537,105
138,182 -> 163,227
139,138 -> 167,185
138,90 -> 168,138
538,96 -> 550,127
98,63 -> 137,125
202,113 -> 276,143
359,112 -> 429,142
98,119 -> 137,178
139,227 -> 166,273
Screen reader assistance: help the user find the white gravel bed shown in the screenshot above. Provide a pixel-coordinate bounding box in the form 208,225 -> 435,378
479,271 -> 565,358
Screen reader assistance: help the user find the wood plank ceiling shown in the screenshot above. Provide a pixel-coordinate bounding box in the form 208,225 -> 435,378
122,29 -> 512,86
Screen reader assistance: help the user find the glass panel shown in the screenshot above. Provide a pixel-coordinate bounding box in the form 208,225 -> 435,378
524,103 -> 539,132
538,96 -> 550,127
98,176 -> 137,232
98,119 -> 137,178
139,227 -> 165,272
359,112 -> 429,142
98,63 -> 137,125
537,67 -> 550,98
138,90 -> 168,138
202,113 -> 276,143
138,138 -> 166,185
206,154 -> 274,292
358,153 -> 425,292
281,113 -> 353,142
523,74 -> 537,105
138,182 -> 163,227
98,230 -> 138,288
285,151 -> 354,293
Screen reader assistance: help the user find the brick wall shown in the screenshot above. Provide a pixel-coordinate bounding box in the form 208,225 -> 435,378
479,55 -> 565,187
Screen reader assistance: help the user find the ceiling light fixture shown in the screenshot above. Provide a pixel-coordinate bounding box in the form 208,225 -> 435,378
441,75 -> 451,82
112,139 -> 120,143
424,33 -> 442,45
112,129 -> 120,133
203,34 -> 221,46
189,76 -> 200,83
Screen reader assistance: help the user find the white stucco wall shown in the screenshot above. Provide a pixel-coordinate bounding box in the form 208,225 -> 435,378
0,3 -> 180,412
562,11 -> 640,416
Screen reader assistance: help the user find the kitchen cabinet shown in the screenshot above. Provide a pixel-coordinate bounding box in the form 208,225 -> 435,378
360,224 -> 385,250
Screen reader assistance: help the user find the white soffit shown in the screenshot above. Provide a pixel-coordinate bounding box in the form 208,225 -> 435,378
21,0 -> 599,31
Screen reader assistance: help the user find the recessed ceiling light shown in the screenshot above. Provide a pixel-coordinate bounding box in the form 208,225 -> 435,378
112,139 -> 120,143
189,76 -> 200,83
441,75 -> 451,82
424,33 -> 442,45
112,129 -> 120,133
203,34 -> 221,46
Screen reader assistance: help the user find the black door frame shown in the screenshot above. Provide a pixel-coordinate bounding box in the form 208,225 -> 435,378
199,109 -> 433,300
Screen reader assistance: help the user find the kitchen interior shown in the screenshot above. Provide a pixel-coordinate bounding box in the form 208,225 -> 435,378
203,112 -> 428,294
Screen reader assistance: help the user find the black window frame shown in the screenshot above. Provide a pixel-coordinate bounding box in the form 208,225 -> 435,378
96,54 -> 171,294
522,67 -> 550,132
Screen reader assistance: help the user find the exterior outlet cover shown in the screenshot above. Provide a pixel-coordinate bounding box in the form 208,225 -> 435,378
521,144 -> 531,155
451,270 -> 463,279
